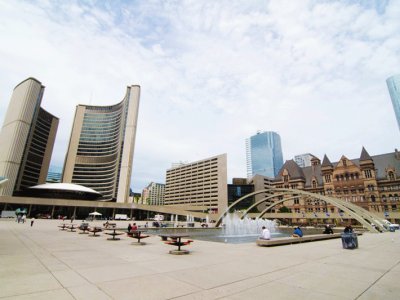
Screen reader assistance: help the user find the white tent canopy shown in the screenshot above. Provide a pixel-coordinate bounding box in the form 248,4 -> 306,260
89,211 -> 102,216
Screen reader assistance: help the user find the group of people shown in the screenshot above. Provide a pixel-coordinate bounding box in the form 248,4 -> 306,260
260,224 -> 354,240
259,226 -> 304,240
16,214 -> 35,226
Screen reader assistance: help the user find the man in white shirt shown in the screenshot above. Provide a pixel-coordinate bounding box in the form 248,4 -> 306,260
260,226 -> 271,240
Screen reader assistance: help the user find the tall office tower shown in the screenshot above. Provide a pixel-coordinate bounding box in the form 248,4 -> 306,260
294,153 -> 317,168
386,74 -> 400,130
246,131 -> 283,178
62,85 -> 140,203
142,182 -> 165,205
0,78 -> 59,196
164,154 -> 228,213
46,165 -> 63,183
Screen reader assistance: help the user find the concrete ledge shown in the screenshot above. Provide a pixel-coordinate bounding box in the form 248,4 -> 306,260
256,233 -> 342,247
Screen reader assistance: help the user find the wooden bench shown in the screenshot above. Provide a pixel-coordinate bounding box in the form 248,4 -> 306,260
256,233 -> 343,247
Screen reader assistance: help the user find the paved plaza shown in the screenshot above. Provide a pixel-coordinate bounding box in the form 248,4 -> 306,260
1,219 -> 399,300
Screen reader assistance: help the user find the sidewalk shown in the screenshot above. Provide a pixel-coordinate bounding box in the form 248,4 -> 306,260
1,219 -> 399,299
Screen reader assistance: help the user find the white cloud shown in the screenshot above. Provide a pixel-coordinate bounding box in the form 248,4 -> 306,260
0,0 -> 399,192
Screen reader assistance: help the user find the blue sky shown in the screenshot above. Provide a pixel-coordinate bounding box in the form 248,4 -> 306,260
0,0 -> 399,192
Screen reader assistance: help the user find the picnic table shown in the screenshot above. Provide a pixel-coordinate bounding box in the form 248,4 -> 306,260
67,224 -> 78,232
127,230 -> 150,244
78,223 -> 90,234
159,233 -> 193,255
58,223 -> 68,231
104,228 -> 124,241
88,227 -> 103,237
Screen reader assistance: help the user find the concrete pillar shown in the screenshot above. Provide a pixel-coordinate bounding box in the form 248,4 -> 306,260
51,206 -> 55,219
73,207 -> 77,218
28,204 -> 32,217
112,208 -> 116,220
130,209 -> 133,219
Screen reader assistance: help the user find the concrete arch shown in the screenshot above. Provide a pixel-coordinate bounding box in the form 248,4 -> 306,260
215,190 -> 275,227
241,194 -> 303,220
216,187 -> 384,232
264,188 -> 382,232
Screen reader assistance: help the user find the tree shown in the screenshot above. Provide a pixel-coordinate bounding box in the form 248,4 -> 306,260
279,206 -> 291,213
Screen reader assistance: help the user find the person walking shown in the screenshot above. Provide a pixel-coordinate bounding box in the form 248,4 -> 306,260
30,217 -> 35,227
21,214 -> 26,224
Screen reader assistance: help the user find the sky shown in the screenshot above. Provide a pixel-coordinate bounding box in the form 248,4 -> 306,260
0,0 -> 399,193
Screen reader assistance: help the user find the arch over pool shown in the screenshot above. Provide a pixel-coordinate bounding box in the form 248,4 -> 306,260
216,187 -> 384,232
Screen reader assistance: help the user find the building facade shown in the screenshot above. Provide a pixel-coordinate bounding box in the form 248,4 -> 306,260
227,178 -> 254,211
164,154 -> 228,213
246,131 -> 283,178
62,85 -> 140,203
294,153 -> 316,168
386,74 -> 400,131
270,148 -> 400,221
142,182 -> 165,205
0,78 -> 59,196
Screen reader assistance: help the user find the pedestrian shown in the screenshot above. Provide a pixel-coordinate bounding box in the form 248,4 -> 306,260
30,217 -> 35,227
127,223 -> 132,232
21,214 -> 26,224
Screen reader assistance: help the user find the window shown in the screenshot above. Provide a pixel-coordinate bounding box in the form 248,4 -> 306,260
283,175 -> 289,182
388,171 -> 395,181
312,180 -> 317,188
325,175 -> 331,183
371,195 -> 376,202
365,169 -> 372,178
343,159 -> 347,167
294,198 -> 299,204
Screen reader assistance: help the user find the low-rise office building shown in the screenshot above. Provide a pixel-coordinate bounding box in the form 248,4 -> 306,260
142,182 -> 165,206
164,154 -> 228,213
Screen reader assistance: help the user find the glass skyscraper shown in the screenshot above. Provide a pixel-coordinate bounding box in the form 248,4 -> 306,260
386,74 -> 400,131
246,131 -> 283,178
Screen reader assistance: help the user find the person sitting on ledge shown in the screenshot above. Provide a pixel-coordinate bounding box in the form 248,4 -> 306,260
260,226 -> 271,240
292,227 -> 303,238
323,224 -> 334,234
343,225 -> 353,233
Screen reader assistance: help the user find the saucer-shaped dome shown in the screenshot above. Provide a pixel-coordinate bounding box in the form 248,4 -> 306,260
27,183 -> 102,200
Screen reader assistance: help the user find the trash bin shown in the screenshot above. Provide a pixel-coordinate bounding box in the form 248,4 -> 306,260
341,233 -> 358,249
